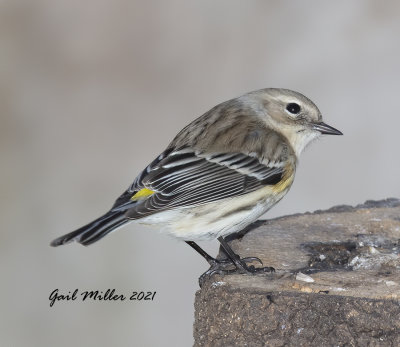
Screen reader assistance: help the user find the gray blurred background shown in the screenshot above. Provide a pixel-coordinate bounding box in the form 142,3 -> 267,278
1,1 -> 400,346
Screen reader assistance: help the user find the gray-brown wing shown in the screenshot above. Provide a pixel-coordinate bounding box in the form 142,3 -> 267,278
120,148 -> 287,219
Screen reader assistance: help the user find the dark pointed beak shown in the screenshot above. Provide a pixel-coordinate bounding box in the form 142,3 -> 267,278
313,122 -> 343,135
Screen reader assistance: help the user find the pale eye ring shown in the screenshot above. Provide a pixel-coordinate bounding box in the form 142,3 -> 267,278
286,103 -> 301,115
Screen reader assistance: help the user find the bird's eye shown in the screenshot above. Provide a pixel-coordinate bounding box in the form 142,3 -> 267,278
286,103 -> 301,115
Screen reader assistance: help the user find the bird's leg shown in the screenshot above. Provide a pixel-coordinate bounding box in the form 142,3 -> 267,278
185,241 -> 217,265
186,240 -> 267,287
217,236 -> 275,274
185,241 -> 262,269
186,241 -> 237,287
185,241 -> 238,272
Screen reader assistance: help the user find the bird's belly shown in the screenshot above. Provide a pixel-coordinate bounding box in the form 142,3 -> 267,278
137,185 -> 290,241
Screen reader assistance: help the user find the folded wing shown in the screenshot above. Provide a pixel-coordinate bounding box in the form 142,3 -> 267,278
112,146 -> 288,219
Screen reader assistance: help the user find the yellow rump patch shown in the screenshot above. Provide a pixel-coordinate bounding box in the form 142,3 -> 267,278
130,188 -> 155,201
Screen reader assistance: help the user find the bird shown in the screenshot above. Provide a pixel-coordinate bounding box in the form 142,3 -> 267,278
51,88 -> 342,284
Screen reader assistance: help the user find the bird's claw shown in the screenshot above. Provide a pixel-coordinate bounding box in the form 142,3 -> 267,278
210,256 -> 262,268
241,256 -> 263,267
198,262 -> 236,287
198,256 -> 274,287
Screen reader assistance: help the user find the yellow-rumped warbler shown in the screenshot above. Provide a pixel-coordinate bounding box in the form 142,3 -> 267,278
51,88 -> 342,282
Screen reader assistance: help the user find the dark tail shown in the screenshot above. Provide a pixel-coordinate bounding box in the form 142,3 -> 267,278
50,210 -> 129,247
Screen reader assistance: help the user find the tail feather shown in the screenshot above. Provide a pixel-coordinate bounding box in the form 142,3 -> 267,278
50,211 -> 129,247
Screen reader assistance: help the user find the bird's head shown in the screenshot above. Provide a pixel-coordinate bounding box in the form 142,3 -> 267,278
245,88 -> 342,157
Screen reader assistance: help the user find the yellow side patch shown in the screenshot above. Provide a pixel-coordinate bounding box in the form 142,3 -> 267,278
271,163 -> 295,194
131,188 -> 155,201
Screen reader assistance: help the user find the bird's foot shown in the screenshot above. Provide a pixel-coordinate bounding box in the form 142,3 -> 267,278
198,256 -> 274,287
232,257 -> 275,275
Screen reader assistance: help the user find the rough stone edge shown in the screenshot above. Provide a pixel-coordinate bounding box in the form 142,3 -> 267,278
194,198 -> 400,346
262,197 -> 400,222
194,282 -> 400,347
